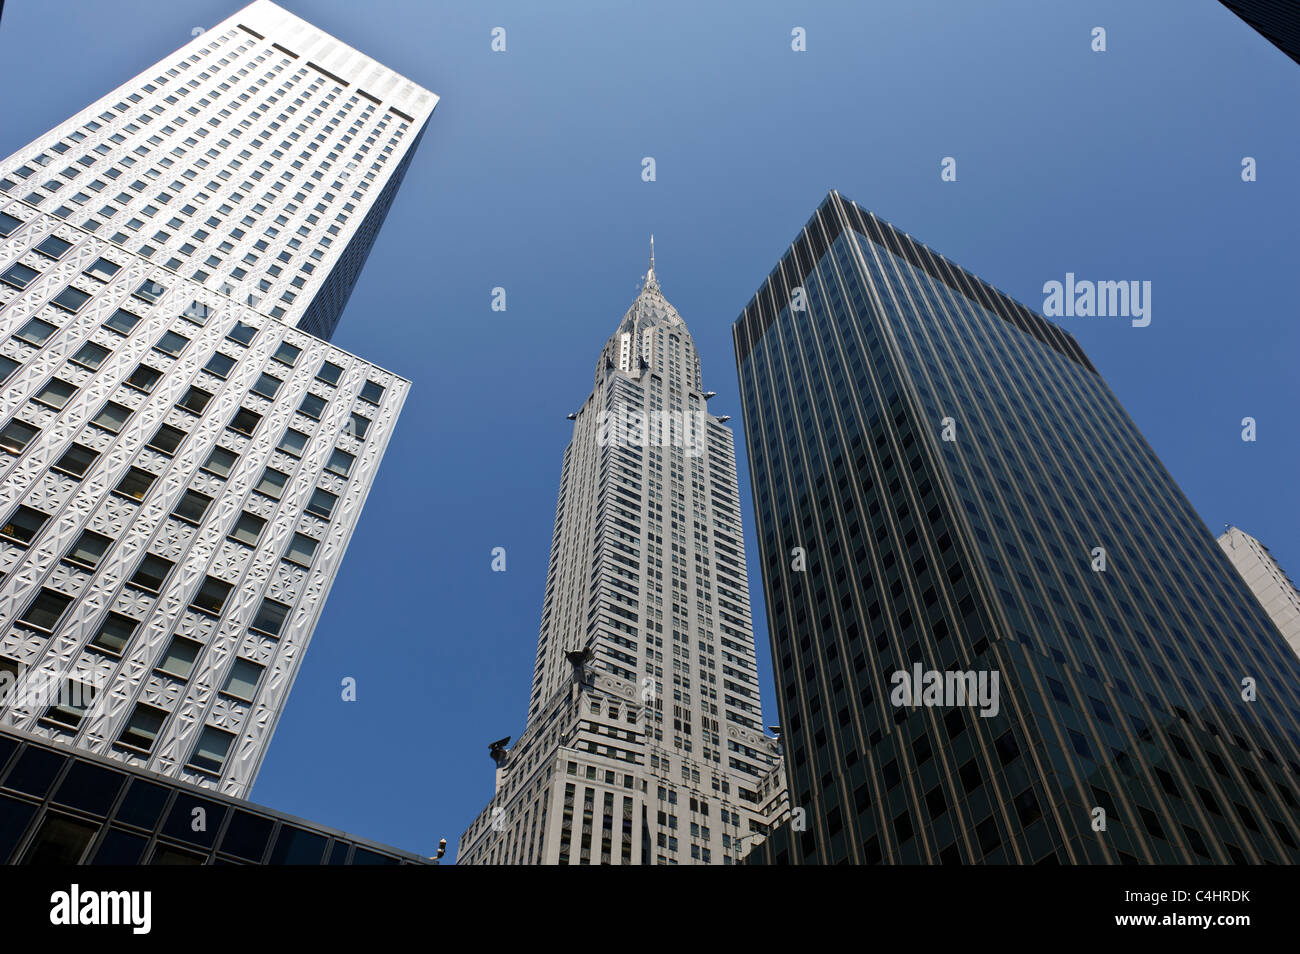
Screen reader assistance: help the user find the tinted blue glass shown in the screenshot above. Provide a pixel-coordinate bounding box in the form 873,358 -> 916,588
2,746 -> 65,797
269,825 -> 326,864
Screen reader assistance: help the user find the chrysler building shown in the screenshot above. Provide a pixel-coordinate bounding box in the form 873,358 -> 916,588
459,244 -> 786,864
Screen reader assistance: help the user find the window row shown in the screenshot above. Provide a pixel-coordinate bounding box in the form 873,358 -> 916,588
16,579 -> 292,643
3,498 -> 321,574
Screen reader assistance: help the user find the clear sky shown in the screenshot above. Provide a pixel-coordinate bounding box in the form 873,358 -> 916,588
1,0 -> 1296,862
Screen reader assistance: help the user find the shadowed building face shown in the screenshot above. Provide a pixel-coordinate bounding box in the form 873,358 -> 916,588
734,191 -> 1300,864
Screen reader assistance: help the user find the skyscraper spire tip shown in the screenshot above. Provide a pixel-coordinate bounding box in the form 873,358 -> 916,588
644,234 -> 658,289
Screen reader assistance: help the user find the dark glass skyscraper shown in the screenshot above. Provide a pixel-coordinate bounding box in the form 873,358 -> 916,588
733,191 -> 1300,864
1219,1 -> 1300,68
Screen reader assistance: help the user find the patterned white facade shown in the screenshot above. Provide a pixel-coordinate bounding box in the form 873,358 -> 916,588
459,249 -> 785,864
1219,526 -> 1300,661
0,0 -> 436,341
0,3 -> 422,801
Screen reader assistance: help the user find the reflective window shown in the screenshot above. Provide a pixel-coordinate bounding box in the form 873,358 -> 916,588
157,636 -> 201,680
128,554 -> 173,592
0,420 -> 39,453
1,506 -> 48,544
89,613 -> 137,656
19,588 -> 74,631
65,530 -> 112,569
117,704 -> 166,752
250,598 -> 290,637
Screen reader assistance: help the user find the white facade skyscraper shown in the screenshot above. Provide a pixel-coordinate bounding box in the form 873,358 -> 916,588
0,0 -> 436,341
1219,526 -> 1300,661
459,245 -> 785,865
0,1 -> 431,800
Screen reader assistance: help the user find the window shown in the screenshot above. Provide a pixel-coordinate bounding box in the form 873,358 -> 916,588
103,308 -> 143,334
0,211 -> 21,235
43,679 -> 97,728
188,726 -> 235,774
15,317 -> 57,346
272,341 -> 300,366
278,428 -> 308,457
179,299 -> 210,325
251,372 -> 281,398
71,341 -> 111,370
229,407 -> 261,435
221,658 -> 264,701
66,530 -> 112,569
325,447 -> 354,478
132,279 -> 166,303
90,613 -> 137,655
250,597 -> 290,636
20,588 -> 74,631
298,393 -> 326,419
0,419 -> 39,453
359,380 -> 385,404
118,703 -> 166,752
129,554 -> 174,593
146,423 -> 186,455
1,505 -> 48,544
0,355 -> 20,384
157,636 -> 201,679
52,287 -> 91,312
114,467 -> 156,501
84,257 -> 121,281
347,412 -> 370,440
191,576 -> 233,615
284,532 -> 317,567
316,361 -> 342,385
19,814 -> 99,864
0,656 -> 19,704
126,364 -> 163,392
306,488 -> 337,520
229,512 -> 265,546
173,489 -> 212,523
204,352 -> 235,377
227,321 -> 257,345
1,262 -> 41,289
52,443 -> 97,478
201,446 -> 238,478
177,386 -> 212,414
91,401 -> 131,432
267,824 -> 326,865
30,378 -> 76,411
254,467 -> 287,499
35,236 -> 73,259
154,330 -> 189,356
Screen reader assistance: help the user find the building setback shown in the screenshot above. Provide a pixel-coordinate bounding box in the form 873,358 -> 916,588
734,191 -> 1300,864
459,246 -> 785,864
0,0 -> 436,342
0,0 -> 428,806
1219,526 -> 1300,662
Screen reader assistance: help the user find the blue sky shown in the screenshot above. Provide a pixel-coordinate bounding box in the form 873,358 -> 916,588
1,0 -> 1296,862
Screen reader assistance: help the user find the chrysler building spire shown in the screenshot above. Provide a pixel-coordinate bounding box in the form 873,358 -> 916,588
645,234 -> 658,290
